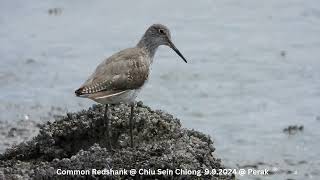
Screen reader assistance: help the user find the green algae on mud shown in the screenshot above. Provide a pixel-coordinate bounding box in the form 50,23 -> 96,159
0,102 -> 233,180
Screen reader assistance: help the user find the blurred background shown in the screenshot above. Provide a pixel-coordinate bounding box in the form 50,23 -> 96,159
1,0 -> 320,179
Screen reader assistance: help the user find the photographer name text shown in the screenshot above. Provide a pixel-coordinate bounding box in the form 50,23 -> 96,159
56,168 -> 271,176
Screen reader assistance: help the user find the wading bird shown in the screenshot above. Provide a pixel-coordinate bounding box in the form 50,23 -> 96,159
75,24 -> 187,148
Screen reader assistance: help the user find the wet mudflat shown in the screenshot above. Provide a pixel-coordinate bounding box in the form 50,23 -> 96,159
1,0 -> 320,179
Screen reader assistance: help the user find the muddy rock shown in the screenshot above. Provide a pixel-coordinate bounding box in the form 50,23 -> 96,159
0,102 -> 233,180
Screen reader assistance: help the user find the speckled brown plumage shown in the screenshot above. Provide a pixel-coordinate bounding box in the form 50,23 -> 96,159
75,47 -> 150,97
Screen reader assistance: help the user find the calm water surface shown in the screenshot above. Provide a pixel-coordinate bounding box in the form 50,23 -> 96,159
1,0 -> 320,179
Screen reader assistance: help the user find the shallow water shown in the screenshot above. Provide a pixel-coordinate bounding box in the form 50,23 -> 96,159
1,0 -> 320,179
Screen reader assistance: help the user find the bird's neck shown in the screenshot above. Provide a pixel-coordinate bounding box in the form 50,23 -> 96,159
137,36 -> 159,60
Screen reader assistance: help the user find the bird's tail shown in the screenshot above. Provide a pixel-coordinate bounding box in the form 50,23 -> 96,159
75,87 -> 87,97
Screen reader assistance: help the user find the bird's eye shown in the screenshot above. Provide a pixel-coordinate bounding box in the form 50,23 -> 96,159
158,29 -> 165,34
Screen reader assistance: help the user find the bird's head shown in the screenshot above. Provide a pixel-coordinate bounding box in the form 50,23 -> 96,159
140,24 -> 187,63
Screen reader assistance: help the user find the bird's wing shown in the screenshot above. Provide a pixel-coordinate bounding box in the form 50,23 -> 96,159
75,47 -> 150,96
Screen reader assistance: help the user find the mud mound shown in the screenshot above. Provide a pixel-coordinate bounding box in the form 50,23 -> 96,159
0,102 -> 233,180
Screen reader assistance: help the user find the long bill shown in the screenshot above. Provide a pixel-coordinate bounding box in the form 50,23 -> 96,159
168,40 -> 187,63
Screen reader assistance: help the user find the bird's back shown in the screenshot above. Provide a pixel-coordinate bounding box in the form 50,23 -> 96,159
75,47 -> 151,96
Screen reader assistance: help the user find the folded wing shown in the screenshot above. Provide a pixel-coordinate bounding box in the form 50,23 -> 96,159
75,47 -> 149,97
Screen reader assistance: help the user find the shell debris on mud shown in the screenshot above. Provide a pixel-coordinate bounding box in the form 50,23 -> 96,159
0,102 -> 233,180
